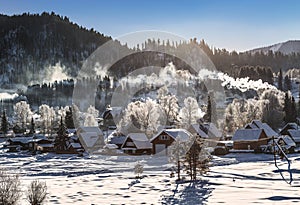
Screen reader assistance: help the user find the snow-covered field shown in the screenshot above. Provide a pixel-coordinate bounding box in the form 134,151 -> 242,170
1,148 -> 300,204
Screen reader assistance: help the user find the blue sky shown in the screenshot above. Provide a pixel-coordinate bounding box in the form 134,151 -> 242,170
1,0 -> 300,51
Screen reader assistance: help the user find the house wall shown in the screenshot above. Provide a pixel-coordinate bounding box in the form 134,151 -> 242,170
151,132 -> 175,154
233,138 -> 269,150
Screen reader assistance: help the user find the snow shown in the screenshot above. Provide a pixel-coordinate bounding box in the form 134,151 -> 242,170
2,141 -> 300,204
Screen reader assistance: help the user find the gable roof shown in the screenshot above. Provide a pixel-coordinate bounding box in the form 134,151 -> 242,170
150,129 -> 192,142
78,132 -> 104,151
201,123 -> 222,139
77,126 -> 103,136
280,123 -> 299,135
232,129 -> 266,141
279,135 -> 296,147
245,120 -> 278,137
288,129 -> 300,143
189,124 -> 208,138
123,133 -> 152,150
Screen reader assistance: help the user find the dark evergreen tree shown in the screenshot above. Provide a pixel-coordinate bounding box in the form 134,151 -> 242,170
278,69 -> 283,90
29,117 -> 35,135
65,107 -> 75,129
204,95 -> 212,123
284,92 -> 297,123
54,117 -> 69,152
1,110 -> 8,134
298,85 -> 300,118
284,75 -> 292,91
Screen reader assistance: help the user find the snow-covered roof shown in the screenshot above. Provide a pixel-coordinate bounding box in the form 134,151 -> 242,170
68,143 -> 82,149
123,133 -> 152,150
288,129 -> 300,143
109,135 -> 126,145
8,137 -> 33,144
252,120 -> 264,128
261,123 -> 278,137
202,123 -> 222,139
150,129 -> 192,142
79,132 -> 104,148
232,129 -> 265,141
38,143 -> 54,148
279,135 -> 296,147
282,123 -> 298,131
189,124 -> 208,138
245,123 -> 258,129
77,126 -> 103,136
245,120 -> 278,137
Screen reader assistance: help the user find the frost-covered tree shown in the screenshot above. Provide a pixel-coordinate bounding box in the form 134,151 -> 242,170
178,97 -> 202,128
26,180 -> 47,205
158,94 -> 179,126
0,169 -> 21,205
224,98 -> 262,132
120,99 -> 160,136
168,139 -> 189,180
14,101 -> 32,129
84,114 -> 98,126
134,161 -> 144,179
39,104 -> 56,135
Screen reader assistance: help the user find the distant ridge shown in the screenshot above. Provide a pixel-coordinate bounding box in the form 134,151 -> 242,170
248,40 -> 300,55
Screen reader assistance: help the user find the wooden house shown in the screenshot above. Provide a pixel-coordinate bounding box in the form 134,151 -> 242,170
121,133 -> 152,155
245,120 -> 278,138
232,129 -> 268,150
150,129 -> 192,155
280,123 -> 299,135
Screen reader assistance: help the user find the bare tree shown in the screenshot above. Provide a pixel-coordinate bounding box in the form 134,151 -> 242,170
26,180 -> 48,205
0,169 -> 21,205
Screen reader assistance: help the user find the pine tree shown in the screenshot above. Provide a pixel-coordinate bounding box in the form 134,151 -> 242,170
284,92 -> 297,123
54,117 -> 69,152
29,117 -> 35,135
284,75 -> 292,91
1,110 -> 8,135
204,95 -> 212,123
291,96 -> 297,123
65,107 -> 75,129
278,69 -> 283,90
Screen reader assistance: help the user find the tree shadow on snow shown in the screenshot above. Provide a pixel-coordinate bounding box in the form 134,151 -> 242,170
160,180 -> 213,205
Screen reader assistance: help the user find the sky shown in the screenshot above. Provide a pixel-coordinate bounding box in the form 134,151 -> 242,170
1,0 -> 300,52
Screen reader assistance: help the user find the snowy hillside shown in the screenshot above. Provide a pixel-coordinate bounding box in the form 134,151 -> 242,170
249,40 -> 300,55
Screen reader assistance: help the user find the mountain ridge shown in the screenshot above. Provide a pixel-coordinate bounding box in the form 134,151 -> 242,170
248,40 -> 300,55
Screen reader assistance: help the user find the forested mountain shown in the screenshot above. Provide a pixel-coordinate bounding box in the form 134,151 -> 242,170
0,12 -> 112,86
1,12 -> 300,89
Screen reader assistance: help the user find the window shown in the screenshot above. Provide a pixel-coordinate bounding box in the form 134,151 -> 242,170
160,135 -> 169,140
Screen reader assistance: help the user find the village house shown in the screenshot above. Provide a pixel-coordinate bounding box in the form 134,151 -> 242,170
150,129 -> 192,155
232,129 -> 269,151
77,126 -> 105,153
245,120 -> 278,138
121,133 -> 152,155
107,131 -> 127,149
188,122 -> 222,147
